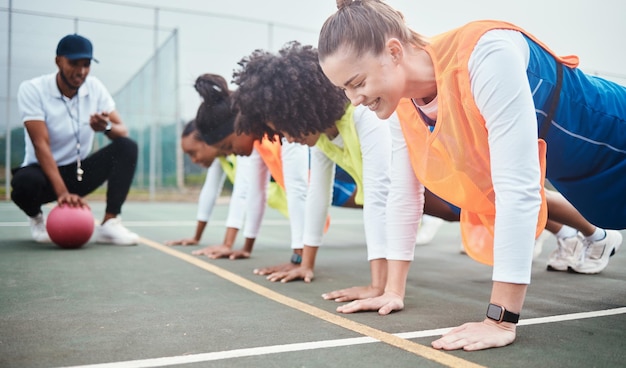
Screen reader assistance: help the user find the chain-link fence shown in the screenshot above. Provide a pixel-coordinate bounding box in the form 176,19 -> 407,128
0,0 -> 324,201
3,1 -> 624,203
97,31 -> 181,192
0,4 -> 181,200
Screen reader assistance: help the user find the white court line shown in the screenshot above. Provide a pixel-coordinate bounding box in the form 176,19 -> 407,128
0,219 -> 363,227
516,307 -> 626,326
397,306 -> 626,338
57,307 -> 626,368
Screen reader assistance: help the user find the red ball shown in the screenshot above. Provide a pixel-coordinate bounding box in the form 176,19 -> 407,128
46,205 -> 95,249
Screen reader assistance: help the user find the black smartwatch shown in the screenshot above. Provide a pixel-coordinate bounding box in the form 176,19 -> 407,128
486,303 -> 520,324
104,120 -> 113,135
290,253 -> 302,265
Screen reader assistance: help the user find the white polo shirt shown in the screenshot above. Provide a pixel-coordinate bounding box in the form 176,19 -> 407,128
17,72 -> 115,167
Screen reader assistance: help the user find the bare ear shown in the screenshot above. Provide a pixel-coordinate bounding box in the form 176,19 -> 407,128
55,56 -> 61,68
386,38 -> 404,63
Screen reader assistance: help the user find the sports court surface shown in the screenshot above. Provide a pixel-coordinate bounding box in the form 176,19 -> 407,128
1,200 -> 625,368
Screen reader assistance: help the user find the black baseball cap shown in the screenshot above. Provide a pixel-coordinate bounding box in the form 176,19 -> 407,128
56,34 -> 99,63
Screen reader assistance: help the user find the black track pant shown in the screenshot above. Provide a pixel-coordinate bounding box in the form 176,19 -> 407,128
11,137 -> 137,217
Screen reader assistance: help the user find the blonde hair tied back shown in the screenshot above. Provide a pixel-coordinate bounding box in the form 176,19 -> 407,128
320,0 -> 427,60
336,0 -> 354,9
337,0 -> 374,10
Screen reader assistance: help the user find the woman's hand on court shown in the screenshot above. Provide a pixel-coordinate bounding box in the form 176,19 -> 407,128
336,291 -> 404,315
253,262 -> 298,276
165,237 -> 199,246
431,319 -> 516,351
191,244 -> 250,260
228,249 -> 250,260
322,284 -> 384,303
266,266 -> 314,283
192,244 -> 232,258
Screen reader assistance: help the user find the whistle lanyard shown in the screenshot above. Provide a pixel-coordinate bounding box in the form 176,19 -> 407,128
62,95 -> 84,181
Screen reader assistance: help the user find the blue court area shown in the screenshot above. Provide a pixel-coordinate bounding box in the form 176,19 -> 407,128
0,200 -> 625,368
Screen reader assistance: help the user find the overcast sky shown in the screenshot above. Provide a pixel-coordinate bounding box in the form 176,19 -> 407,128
1,0 -> 625,125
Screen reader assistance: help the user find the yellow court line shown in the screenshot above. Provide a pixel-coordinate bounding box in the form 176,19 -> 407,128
140,237 -> 485,368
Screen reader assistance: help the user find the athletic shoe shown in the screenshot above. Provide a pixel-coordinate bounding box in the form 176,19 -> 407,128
570,230 -> 622,274
95,217 -> 139,245
29,213 -> 51,243
533,230 -> 552,260
546,234 -> 584,272
415,215 -> 444,245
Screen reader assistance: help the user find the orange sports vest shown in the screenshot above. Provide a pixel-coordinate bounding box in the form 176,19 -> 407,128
254,135 -> 331,232
253,136 -> 285,189
395,21 -> 577,265
253,136 -> 289,218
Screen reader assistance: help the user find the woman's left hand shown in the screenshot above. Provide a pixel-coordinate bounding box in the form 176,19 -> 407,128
431,319 -> 516,351
336,291 -> 404,315
266,266 -> 314,283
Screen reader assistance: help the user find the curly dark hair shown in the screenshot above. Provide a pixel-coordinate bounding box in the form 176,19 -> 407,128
231,41 -> 347,139
194,73 -> 237,145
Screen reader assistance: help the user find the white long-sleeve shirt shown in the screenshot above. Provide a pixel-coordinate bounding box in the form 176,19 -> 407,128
234,148 -> 267,239
387,29 -> 541,284
196,159 -> 228,222
304,105 -> 391,260
227,139 -> 309,245
280,139 -> 309,250
196,155 -> 252,233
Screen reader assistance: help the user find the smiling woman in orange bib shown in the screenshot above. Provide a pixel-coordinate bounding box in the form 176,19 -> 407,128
317,0 -> 625,351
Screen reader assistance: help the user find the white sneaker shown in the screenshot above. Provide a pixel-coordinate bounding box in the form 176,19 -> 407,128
546,234 -> 584,271
95,217 -> 139,245
415,215 -> 444,245
570,230 -> 622,274
29,213 -> 51,243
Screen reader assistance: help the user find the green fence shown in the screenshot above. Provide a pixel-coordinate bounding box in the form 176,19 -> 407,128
96,31 -> 182,191
0,5 -> 182,199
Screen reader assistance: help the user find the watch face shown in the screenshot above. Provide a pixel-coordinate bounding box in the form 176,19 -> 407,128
486,303 -> 504,321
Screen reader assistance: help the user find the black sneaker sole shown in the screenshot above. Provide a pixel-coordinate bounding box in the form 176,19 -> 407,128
546,265 -> 567,272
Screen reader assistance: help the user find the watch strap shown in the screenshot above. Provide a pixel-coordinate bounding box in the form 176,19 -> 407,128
290,253 -> 302,265
501,309 -> 520,324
